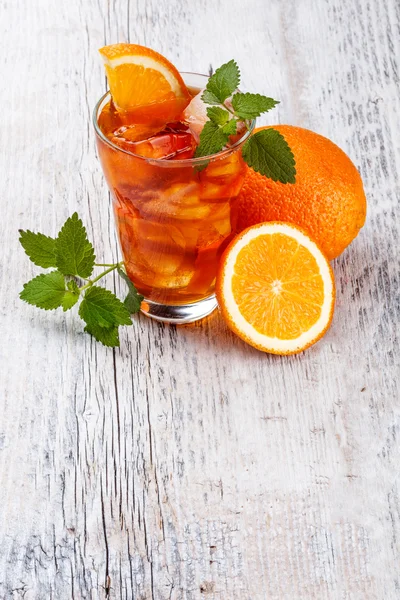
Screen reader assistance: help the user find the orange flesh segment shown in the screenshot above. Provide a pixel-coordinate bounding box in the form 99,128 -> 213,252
231,233 -> 324,339
103,63 -> 176,108
99,44 -> 191,122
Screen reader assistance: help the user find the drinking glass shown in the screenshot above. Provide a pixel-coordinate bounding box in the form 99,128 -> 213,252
93,73 -> 254,323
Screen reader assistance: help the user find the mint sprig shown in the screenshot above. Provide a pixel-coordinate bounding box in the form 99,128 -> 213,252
195,61 -> 296,184
19,213 -> 143,347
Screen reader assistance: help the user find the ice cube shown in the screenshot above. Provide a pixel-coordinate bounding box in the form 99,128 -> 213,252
192,203 -> 231,249
165,182 -> 201,205
200,172 -> 246,202
181,91 -> 209,142
200,181 -> 225,202
120,132 -> 197,160
113,123 -> 166,143
152,272 -> 194,289
143,183 -> 211,221
126,259 -> 194,290
202,154 -> 243,180
133,219 -> 186,253
164,121 -> 191,133
209,201 -> 231,221
145,198 -> 211,221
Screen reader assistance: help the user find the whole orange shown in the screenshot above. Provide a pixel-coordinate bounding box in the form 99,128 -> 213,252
236,125 -> 367,259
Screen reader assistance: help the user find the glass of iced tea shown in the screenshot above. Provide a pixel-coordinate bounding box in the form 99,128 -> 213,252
93,73 -> 254,323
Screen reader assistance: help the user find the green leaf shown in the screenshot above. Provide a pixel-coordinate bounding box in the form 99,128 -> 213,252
84,323 -> 120,347
20,271 -> 67,310
194,121 -> 231,158
79,286 -> 132,329
242,128 -> 296,184
61,281 -> 80,311
201,90 -> 222,106
61,291 -> 79,311
19,230 -> 57,268
203,59 -> 240,104
222,118 -> 237,136
117,267 -> 144,314
194,159 -> 210,173
231,92 -> 279,119
56,213 -> 95,278
67,280 -> 80,293
207,106 -> 230,126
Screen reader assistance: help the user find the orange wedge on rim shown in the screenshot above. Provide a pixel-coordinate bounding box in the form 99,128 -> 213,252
99,43 -> 191,123
216,222 -> 335,355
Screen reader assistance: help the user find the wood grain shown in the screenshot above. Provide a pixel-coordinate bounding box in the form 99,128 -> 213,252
0,0 -> 399,598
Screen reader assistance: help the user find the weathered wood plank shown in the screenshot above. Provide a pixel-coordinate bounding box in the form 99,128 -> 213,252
0,0 -> 399,598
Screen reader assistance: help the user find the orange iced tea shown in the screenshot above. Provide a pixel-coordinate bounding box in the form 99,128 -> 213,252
94,74 -> 252,318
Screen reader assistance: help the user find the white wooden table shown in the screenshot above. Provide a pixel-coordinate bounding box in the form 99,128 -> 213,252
1,0 -> 399,598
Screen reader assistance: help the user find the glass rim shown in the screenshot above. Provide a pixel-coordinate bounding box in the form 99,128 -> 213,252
92,72 -> 255,165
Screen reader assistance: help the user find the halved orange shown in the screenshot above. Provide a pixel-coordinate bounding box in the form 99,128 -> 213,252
99,43 -> 191,123
216,222 -> 335,355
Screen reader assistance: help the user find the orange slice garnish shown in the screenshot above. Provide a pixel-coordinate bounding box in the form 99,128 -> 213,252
99,43 -> 191,123
216,222 -> 335,354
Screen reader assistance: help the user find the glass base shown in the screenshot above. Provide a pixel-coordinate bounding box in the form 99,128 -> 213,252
141,294 -> 218,324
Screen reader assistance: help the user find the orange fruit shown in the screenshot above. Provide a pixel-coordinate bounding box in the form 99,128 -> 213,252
216,222 -> 335,355
236,125 -> 367,260
99,43 -> 191,123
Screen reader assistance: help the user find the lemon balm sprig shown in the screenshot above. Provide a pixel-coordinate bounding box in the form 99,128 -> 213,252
19,213 -> 143,347
195,60 -> 296,184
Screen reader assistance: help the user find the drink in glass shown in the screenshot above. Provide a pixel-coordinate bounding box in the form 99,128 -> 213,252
94,69 -> 253,323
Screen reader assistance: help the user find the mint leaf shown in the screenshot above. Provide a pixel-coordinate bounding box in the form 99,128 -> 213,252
242,128 -> 296,184
20,271 -> 67,310
84,323 -> 120,347
194,159 -> 210,173
61,291 -> 79,311
19,230 -> 57,268
231,93 -> 279,119
201,90 -> 221,106
207,106 -> 230,126
79,286 -> 132,329
56,213 -> 95,278
124,292 -> 143,314
203,60 -> 240,104
222,118 -> 237,136
20,270 -> 79,311
61,282 -> 80,311
67,280 -> 80,293
117,267 -> 144,314
195,121 -> 231,158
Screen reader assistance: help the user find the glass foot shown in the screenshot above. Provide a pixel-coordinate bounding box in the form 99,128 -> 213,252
141,294 -> 218,324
